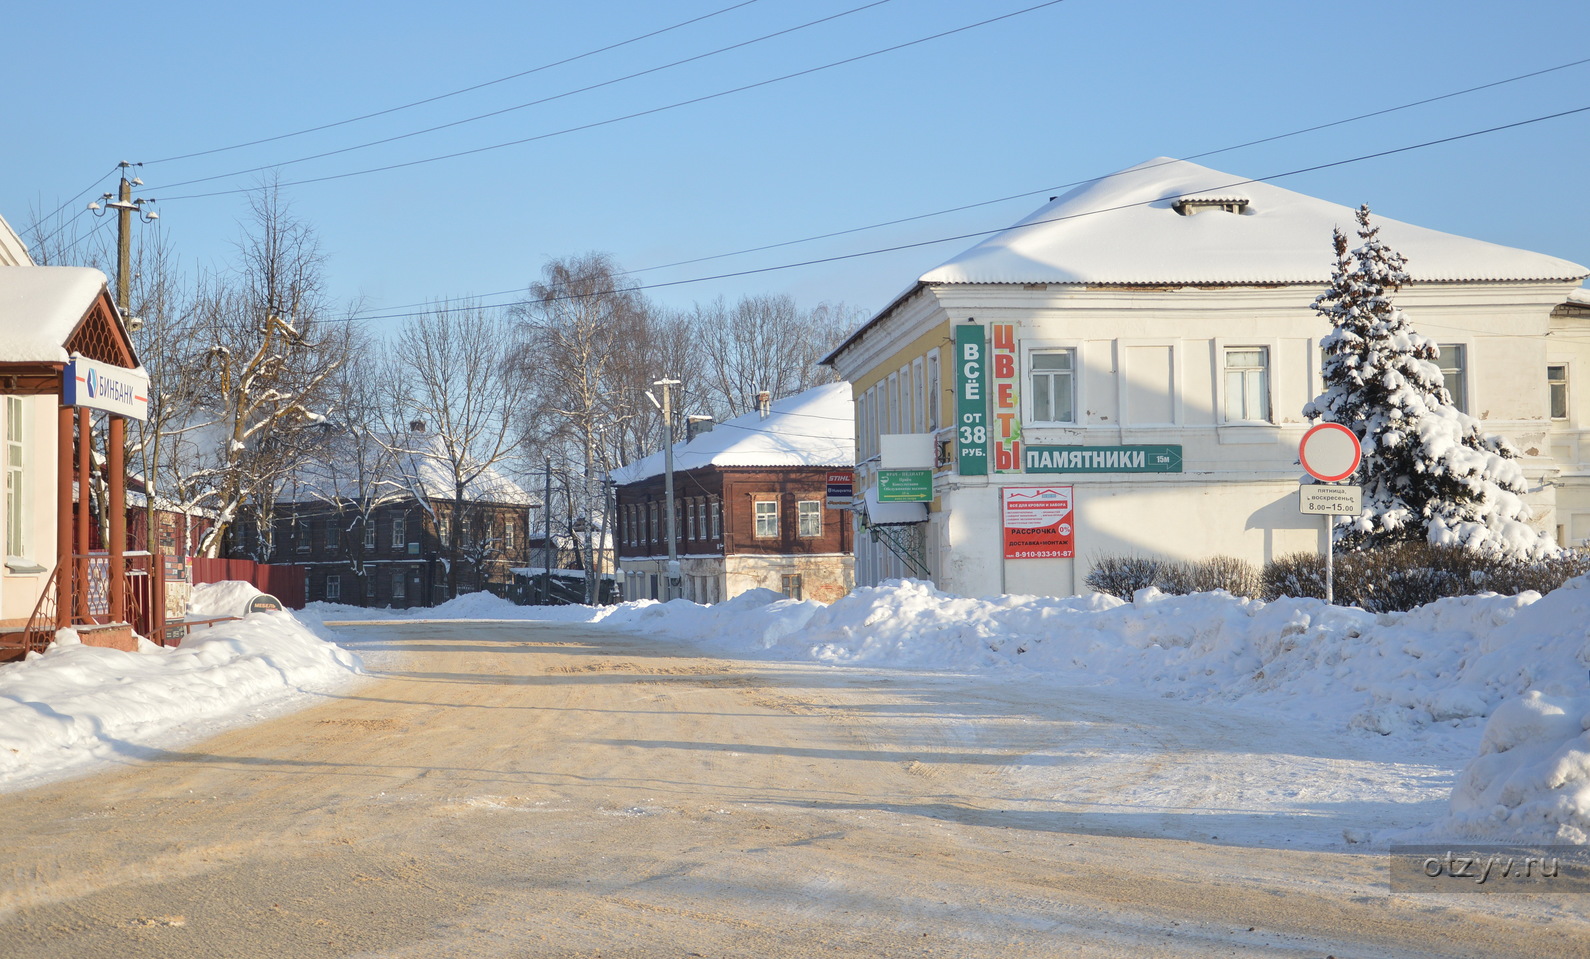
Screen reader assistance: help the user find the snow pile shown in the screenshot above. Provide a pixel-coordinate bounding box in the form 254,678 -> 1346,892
304,590 -> 609,626
1440,691 -> 1590,843
0,586 -> 362,791
580,578 -> 1590,743
186,579 -> 269,618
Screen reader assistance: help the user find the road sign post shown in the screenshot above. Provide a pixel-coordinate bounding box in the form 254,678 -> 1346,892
1298,423 -> 1364,606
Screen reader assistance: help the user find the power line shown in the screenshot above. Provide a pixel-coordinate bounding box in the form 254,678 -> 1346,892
145,0 -> 769,164
630,55 -> 1590,275
149,0 -> 1071,201
28,165 -> 122,235
148,0 -> 899,192
340,102 -> 1590,323
218,54 -> 1590,321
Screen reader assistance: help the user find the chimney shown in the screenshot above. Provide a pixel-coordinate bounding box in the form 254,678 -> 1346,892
756,390 -> 771,419
409,419 -> 426,432
686,415 -> 715,440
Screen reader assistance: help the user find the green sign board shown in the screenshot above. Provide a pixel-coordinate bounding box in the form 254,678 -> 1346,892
878,469 -> 935,502
954,324 -> 987,476
1023,445 -> 1183,473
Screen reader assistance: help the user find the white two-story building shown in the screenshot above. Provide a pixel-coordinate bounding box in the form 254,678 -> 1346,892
824,157 -> 1590,597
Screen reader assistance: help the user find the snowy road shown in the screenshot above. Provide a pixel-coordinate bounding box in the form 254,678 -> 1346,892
0,619 -> 1583,957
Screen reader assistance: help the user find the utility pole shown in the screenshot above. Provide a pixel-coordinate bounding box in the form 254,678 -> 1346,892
89,161 -> 157,315
542,458 -> 552,605
653,379 -> 682,601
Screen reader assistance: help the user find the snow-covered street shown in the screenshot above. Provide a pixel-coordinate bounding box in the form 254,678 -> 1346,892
2,597 -> 1588,956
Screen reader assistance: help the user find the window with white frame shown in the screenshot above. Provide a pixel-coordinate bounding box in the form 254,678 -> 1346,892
1223,347 -> 1271,423
710,498 -> 721,539
1437,344 -> 1468,413
686,502 -> 697,542
1029,350 -> 1077,423
438,514 -> 449,543
925,351 -> 941,431
697,499 -> 707,540
1548,364 -> 1568,420
5,397 -> 26,561
754,500 -> 779,538
326,518 -> 340,551
391,513 -> 406,549
296,518 -> 311,552
912,359 -> 925,433
364,520 -> 376,550
325,575 -> 341,601
797,500 -> 822,538
505,520 -> 516,550
649,503 -> 658,543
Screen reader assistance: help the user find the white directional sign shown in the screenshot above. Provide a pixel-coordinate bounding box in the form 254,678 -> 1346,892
1299,484 -> 1362,515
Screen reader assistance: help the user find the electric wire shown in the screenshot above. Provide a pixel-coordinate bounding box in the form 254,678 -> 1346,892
251,54 -> 1590,321
149,0 -> 1071,201
27,165 -> 123,241
145,0 -> 769,164
338,102 -> 1590,324
631,55 -> 1590,275
147,0 -> 899,191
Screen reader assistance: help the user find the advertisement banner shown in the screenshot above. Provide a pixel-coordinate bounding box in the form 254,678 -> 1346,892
825,470 -> 854,509
878,469 -> 934,502
1023,445 -> 1183,473
990,322 -> 1021,472
1001,486 -> 1074,559
954,324 -> 987,476
63,355 -> 149,421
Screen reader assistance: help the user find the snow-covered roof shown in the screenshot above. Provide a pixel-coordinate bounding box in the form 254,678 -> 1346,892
612,382 -> 854,485
0,266 -> 110,362
920,157 -> 1590,287
284,431 -> 534,507
0,213 -> 31,267
1567,288 -> 1590,308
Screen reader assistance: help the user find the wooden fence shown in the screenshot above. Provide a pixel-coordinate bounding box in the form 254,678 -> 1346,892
190,557 -> 307,609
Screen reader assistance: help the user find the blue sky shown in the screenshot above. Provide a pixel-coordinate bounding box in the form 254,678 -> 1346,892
7,0 -> 1589,333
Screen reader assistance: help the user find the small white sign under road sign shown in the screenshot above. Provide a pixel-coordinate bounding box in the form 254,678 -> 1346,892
1299,484 -> 1362,515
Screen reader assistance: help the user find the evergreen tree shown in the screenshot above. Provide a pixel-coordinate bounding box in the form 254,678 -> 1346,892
1303,205 -> 1557,561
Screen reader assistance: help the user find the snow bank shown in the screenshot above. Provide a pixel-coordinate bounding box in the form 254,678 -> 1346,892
1439,691 -> 1590,843
186,579 -> 267,617
587,579 -> 1589,740
0,590 -> 362,792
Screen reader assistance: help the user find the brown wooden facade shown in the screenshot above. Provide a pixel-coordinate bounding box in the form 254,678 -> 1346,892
616,465 -> 853,603
268,498 -> 534,608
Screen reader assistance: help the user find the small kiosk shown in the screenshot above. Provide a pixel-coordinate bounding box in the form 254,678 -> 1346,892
0,266 -> 160,657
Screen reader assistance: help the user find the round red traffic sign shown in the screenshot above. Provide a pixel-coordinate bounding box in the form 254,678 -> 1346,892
1299,422 -> 1361,483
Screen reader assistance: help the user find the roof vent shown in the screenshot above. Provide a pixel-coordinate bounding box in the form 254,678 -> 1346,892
409,419 -> 426,432
1172,195 -> 1249,216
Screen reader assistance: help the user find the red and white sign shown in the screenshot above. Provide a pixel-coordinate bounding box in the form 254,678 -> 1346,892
1001,486 -> 1074,559
1299,422 -> 1362,483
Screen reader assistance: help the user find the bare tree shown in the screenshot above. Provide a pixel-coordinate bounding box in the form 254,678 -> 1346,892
385,300 -> 519,600
512,253 -> 662,601
689,295 -> 858,419
181,180 -> 353,557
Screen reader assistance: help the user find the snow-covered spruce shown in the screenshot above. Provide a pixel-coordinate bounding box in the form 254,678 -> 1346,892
1303,205 -> 1557,562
